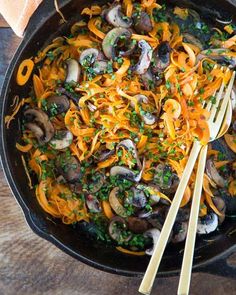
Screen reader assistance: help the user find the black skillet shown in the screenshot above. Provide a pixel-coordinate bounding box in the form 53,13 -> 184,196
0,0 -> 236,279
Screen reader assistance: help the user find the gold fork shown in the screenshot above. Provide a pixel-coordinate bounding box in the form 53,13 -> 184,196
139,69 -> 236,295
177,75 -> 234,295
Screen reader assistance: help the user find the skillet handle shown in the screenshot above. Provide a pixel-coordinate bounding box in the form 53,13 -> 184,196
197,247 -> 236,279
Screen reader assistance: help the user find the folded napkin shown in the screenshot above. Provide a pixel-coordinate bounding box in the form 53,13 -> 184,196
0,0 -> 43,37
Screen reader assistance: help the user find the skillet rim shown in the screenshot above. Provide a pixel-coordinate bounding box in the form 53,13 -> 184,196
0,0 -> 236,278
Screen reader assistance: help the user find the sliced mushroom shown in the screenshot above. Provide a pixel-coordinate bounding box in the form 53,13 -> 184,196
97,149 -> 116,162
149,189 -> 161,205
130,187 -> 147,208
24,108 -> 54,144
119,39 -> 137,57
127,217 -> 149,234
86,194 -> 101,213
182,33 -> 203,50
105,4 -> 132,28
142,112 -> 156,125
151,41 -> 171,74
130,95 -> 156,125
56,153 -> 81,183
132,40 -> 153,75
215,188 -> 236,216
141,69 -> 162,90
87,172 -> 105,194
69,182 -> 83,194
197,212 -> 218,234
198,49 -> 236,69
46,95 -> 70,116
65,59 -> 81,83
212,196 -> 226,224
93,60 -> 109,74
172,222 -> 188,243
110,166 -> 139,182
206,158 -> 227,188
110,166 -> 137,181
176,208 -> 190,223
117,139 -> 141,169
102,28 -> 132,60
144,228 -> 161,255
79,48 -> 99,68
131,94 -> 149,107
211,137 -> 236,161
108,216 -> 132,242
50,130 -> 73,150
154,164 -> 179,194
146,206 -> 167,228
25,123 -> 45,144
133,11 -> 153,34
109,187 -> 127,217
56,87 -> 81,104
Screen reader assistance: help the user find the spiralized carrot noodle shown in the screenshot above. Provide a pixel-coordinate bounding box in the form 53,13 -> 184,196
6,0 -> 236,253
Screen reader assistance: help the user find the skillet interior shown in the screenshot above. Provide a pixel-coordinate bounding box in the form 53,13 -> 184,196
0,0 -> 236,277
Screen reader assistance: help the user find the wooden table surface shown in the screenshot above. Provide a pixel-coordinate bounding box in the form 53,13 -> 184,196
0,15 -> 235,295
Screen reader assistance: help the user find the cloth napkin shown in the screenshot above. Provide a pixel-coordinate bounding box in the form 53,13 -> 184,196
0,0 -> 43,37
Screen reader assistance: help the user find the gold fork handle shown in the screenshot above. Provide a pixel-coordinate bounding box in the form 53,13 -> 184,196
139,141 -> 202,295
178,144 -> 208,295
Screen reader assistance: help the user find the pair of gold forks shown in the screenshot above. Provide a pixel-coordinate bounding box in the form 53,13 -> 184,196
139,69 -> 236,295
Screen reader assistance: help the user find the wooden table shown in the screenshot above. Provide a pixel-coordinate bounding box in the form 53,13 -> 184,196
0,16 -> 235,295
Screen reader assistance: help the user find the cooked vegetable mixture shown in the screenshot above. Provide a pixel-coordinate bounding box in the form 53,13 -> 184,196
6,0 -> 236,255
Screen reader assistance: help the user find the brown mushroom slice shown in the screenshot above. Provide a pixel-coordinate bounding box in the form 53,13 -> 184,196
65,59 -> 81,83
105,4 -> 132,28
130,95 -> 156,126
102,28 -> 132,60
50,130 -> 73,150
154,164 -> 179,194
141,69 -> 162,90
144,228 -> 161,255
56,86 -> 81,104
182,33 -> 203,50
108,216 -> 131,242
110,166 -> 139,182
152,41 -> 171,74
206,158 -> 227,188
46,95 -> 70,115
133,11 -> 153,33
93,60 -> 109,75
127,217 -> 149,234
97,149 -> 116,162
132,40 -> 153,75
87,172 -> 105,194
129,187 -> 147,208
212,196 -> 226,224
86,194 -> 101,213
79,48 -> 99,68
119,39 -> 137,57
110,158 -> 145,182
56,154 -> 81,183
25,123 -> 45,144
117,139 -> 142,169
24,108 -> 54,144
198,48 -> 236,69
109,187 -> 127,217
171,222 -> 188,243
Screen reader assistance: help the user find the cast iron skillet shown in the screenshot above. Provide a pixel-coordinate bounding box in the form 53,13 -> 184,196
0,0 -> 236,279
